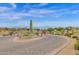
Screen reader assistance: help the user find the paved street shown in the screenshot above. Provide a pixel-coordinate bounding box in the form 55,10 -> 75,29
0,35 -> 69,55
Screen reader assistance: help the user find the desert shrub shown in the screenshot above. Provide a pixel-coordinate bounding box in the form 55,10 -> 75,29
2,34 -> 8,36
23,33 -> 29,36
65,34 -> 71,37
47,28 -> 54,34
9,31 -> 14,36
23,32 -> 30,36
35,32 -> 39,36
72,36 -> 78,39
75,40 -> 79,50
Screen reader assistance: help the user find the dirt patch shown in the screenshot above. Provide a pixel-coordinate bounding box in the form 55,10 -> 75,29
57,36 -> 76,55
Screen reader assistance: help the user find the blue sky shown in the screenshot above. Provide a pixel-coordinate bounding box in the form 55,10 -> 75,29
0,3 -> 79,28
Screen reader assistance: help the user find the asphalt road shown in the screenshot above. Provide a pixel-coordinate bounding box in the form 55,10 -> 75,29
0,35 -> 69,55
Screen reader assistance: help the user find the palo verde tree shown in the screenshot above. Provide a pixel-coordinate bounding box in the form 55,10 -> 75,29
30,19 -> 33,33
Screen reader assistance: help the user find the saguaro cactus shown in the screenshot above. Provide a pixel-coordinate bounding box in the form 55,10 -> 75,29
30,19 -> 33,32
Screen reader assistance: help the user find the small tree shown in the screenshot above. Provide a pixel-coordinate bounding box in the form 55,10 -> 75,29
30,19 -> 33,33
47,28 -> 53,34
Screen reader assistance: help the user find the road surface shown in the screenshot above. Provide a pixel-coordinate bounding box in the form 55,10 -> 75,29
0,35 -> 69,55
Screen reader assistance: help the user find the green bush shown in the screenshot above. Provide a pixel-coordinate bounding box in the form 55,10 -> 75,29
22,31 -> 30,36
47,28 -> 54,34
75,43 -> 79,50
23,31 -> 35,37
23,33 -> 29,36
75,40 -> 79,50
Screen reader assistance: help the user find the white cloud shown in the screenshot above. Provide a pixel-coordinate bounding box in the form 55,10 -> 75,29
14,13 -> 44,17
0,8 -> 60,20
0,4 -> 16,13
28,9 -> 55,14
0,3 -> 16,13
23,3 -> 48,10
0,13 -> 22,20
0,4 -> 68,20
10,3 -> 16,9
0,12 -> 44,20
36,3 -> 48,7
26,9 -> 62,18
71,10 -> 79,14
0,7 -> 12,13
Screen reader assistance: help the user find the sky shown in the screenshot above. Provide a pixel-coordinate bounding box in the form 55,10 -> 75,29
0,3 -> 79,28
